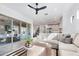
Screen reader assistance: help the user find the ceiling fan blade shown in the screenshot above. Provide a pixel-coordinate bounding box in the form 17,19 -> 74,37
28,5 -> 35,9
38,6 -> 47,10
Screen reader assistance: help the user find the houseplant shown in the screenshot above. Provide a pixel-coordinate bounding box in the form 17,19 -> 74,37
25,37 -> 33,48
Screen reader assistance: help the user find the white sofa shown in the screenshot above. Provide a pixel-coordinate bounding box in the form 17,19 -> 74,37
59,33 -> 79,56
33,33 -> 79,56
32,33 -> 58,56
32,39 -> 56,56
33,33 -> 59,49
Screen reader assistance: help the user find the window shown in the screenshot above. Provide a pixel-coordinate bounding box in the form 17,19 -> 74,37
0,14 -> 31,55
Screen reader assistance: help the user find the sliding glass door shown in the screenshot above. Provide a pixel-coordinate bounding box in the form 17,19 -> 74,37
20,22 -> 31,40
0,14 -> 31,55
13,20 -> 20,42
0,16 -> 12,55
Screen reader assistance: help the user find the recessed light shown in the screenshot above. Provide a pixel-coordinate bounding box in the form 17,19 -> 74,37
44,13 -> 48,15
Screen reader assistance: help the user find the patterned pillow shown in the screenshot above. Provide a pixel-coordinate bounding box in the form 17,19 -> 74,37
64,38 -> 73,44
73,34 -> 79,47
60,34 -> 72,44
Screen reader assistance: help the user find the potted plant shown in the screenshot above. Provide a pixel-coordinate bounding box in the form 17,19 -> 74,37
25,38 -> 33,48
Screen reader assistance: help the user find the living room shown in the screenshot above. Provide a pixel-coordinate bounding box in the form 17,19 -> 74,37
0,3 -> 79,56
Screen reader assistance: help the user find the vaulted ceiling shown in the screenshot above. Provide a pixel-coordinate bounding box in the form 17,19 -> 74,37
1,3 -> 74,25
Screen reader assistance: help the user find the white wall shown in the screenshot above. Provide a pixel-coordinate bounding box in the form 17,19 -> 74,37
62,4 -> 78,34
0,4 -> 33,24
73,4 -> 79,33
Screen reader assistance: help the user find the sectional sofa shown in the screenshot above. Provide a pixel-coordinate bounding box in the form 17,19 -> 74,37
33,33 -> 79,56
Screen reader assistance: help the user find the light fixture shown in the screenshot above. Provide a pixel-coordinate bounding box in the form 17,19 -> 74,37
70,16 -> 74,24
44,13 -> 48,15
77,10 -> 79,19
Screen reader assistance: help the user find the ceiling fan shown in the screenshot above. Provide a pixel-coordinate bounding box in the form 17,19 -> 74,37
28,3 -> 47,14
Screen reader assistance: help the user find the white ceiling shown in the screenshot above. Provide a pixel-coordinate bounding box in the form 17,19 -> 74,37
1,3 -> 74,25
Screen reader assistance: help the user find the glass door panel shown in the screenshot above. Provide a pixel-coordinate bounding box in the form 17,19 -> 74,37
13,20 -> 20,42
0,16 -> 12,55
20,22 -> 27,40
